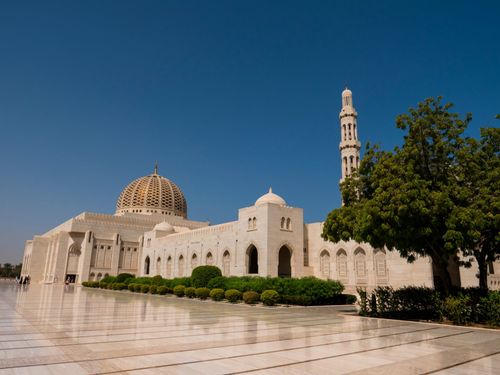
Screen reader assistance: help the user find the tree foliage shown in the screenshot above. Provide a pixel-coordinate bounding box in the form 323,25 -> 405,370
0,263 -> 22,278
448,127 -> 500,290
322,97 -> 488,294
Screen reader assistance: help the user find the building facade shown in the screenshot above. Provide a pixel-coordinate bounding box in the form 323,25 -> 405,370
20,89 -> 498,292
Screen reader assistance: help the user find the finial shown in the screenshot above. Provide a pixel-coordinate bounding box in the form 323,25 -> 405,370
269,187 -> 272,193
154,161 -> 158,175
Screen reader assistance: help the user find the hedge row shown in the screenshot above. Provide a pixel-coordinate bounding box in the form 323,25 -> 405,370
82,270 -> 355,307
82,280 -> 294,306
358,286 -> 500,327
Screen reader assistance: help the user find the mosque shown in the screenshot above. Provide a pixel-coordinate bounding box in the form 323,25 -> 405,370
20,89 -> 493,293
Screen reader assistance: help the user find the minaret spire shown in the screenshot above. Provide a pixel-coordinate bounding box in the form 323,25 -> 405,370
339,88 -> 361,187
154,161 -> 158,175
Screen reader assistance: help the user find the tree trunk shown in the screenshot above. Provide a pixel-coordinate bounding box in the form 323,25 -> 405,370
477,254 -> 488,292
431,255 -> 453,296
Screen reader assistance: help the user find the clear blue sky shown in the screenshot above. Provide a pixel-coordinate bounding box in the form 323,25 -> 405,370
0,1 -> 499,263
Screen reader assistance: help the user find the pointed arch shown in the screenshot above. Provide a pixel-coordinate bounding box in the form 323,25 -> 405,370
320,250 -> 330,278
156,257 -> 161,275
178,255 -> 184,277
336,249 -> 348,279
374,248 -> 387,279
67,243 -> 81,274
278,245 -> 292,278
206,251 -> 214,265
144,256 -> 150,275
222,250 -> 231,276
354,248 -> 367,278
191,253 -> 198,269
246,244 -> 258,274
166,256 -> 172,278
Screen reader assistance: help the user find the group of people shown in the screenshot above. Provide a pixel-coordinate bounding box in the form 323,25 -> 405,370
15,275 -> 30,285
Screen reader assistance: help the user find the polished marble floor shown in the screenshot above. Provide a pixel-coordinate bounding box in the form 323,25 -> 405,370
0,281 -> 498,374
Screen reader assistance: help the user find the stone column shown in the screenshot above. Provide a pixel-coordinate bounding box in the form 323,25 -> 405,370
78,231 -> 94,283
111,233 -> 121,276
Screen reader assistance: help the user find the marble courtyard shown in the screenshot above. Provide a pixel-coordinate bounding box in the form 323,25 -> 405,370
0,282 -> 498,374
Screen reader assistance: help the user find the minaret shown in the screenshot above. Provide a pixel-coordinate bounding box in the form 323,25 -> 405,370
339,88 -> 361,184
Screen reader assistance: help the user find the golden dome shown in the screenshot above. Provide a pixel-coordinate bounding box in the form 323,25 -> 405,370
116,165 -> 187,218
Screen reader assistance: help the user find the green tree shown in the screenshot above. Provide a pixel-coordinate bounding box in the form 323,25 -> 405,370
448,127 -> 500,291
323,97 -> 471,295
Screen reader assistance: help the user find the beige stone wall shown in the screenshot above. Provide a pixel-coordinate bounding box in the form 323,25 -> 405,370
305,222 -> 434,293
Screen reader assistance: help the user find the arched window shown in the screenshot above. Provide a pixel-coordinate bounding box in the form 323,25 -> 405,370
343,157 -> 348,176
178,255 -> 184,277
248,218 -> 252,230
67,243 -> 81,274
286,218 -> 291,230
223,251 -> 231,276
206,252 -> 214,265
320,250 -> 330,278
96,273 -> 102,281
144,256 -> 150,275
89,272 -> 95,281
336,249 -> 348,278
252,217 -> 257,229
166,256 -> 172,278
374,249 -> 387,277
343,124 -> 347,141
156,257 -> 161,275
191,253 -> 198,269
247,245 -> 258,274
354,248 -> 366,278
280,217 -> 285,229
353,124 -> 357,140
348,123 -> 352,140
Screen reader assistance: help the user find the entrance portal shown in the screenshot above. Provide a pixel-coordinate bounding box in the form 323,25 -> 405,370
278,246 -> 292,278
65,274 -> 77,283
247,245 -> 259,274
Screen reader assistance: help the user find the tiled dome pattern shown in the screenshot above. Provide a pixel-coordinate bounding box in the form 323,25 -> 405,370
116,172 -> 187,218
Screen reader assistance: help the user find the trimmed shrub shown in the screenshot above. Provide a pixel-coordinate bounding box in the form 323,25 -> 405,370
157,286 -> 169,295
173,285 -> 185,297
101,276 -> 117,284
191,266 -> 222,288
149,285 -> 158,294
444,295 -> 472,325
170,277 -> 192,288
478,291 -> 500,327
140,285 -> 150,294
112,283 -> 127,290
128,283 -> 136,292
210,288 -> 225,301
225,289 -> 242,303
261,290 -> 280,306
116,273 -> 135,283
281,295 -> 312,306
243,291 -> 260,305
185,287 -> 196,298
134,284 -> 142,292
134,277 -> 153,285
207,276 -> 227,290
82,282 -> 89,287
151,275 -> 164,286
195,287 -> 210,300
